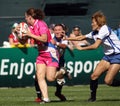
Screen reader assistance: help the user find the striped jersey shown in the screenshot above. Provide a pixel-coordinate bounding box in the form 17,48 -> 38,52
85,25 -> 120,55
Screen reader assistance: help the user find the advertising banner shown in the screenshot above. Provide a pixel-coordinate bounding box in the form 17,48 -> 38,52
0,47 -> 119,87
0,47 -> 37,87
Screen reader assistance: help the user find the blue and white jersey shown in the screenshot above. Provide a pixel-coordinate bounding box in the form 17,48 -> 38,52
85,25 -> 120,55
53,36 -> 68,56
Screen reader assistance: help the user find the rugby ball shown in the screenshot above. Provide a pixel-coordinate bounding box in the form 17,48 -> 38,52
17,22 -> 29,44
18,22 -> 29,39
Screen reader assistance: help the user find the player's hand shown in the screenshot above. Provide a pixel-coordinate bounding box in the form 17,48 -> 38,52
62,37 -> 66,40
63,36 -> 68,40
61,31 -> 65,37
23,30 -> 32,37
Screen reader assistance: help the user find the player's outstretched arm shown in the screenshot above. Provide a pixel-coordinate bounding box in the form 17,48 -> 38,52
76,39 -> 102,50
65,35 -> 86,41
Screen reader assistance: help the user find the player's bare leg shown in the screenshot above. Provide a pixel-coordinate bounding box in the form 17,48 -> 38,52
88,60 -> 110,102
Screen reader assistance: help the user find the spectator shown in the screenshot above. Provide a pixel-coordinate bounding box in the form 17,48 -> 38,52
68,25 -> 89,50
9,23 -> 19,46
2,23 -> 19,48
8,23 -> 33,48
114,23 -> 120,40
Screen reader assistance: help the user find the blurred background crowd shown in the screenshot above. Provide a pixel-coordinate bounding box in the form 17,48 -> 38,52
0,0 -> 120,47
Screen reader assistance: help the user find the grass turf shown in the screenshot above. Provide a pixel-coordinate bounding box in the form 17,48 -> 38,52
0,85 -> 120,106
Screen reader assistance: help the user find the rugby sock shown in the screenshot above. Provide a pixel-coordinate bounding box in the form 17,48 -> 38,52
90,79 -> 98,100
55,82 -> 63,94
55,81 -> 67,101
35,80 -> 42,98
111,79 -> 120,87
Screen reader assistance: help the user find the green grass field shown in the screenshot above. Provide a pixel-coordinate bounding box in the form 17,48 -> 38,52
0,85 -> 120,106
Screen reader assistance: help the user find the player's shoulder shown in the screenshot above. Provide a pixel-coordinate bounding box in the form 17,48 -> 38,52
99,25 -> 110,35
100,25 -> 108,31
37,20 -> 47,26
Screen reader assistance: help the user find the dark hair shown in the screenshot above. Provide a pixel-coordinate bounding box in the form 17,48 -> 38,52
26,8 -> 45,20
73,25 -> 80,31
54,23 -> 68,33
73,25 -> 80,29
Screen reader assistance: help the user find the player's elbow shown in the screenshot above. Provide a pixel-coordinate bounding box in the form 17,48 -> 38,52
40,34 -> 48,42
39,37 -> 47,43
94,45 -> 99,49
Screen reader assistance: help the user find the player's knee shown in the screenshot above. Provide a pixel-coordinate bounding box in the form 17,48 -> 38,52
91,73 -> 99,80
104,78 -> 112,85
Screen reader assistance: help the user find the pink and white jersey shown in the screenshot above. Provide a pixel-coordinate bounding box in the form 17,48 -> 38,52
29,19 -> 59,63
29,19 -> 51,44
29,19 -> 53,52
